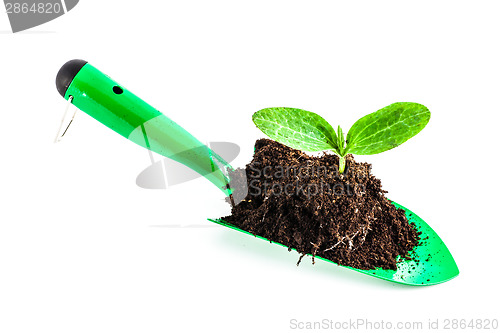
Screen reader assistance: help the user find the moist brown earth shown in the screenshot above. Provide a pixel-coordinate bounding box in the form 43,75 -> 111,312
222,139 -> 420,270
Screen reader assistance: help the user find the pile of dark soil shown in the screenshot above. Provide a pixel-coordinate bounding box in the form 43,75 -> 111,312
223,139 -> 420,270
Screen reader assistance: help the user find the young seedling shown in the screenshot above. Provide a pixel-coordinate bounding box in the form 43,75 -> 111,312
252,102 -> 431,174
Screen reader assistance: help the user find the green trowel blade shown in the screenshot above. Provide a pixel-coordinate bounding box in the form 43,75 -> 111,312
209,201 -> 459,286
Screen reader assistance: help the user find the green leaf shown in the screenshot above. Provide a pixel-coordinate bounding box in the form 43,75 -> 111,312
252,107 -> 339,153
346,102 -> 430,155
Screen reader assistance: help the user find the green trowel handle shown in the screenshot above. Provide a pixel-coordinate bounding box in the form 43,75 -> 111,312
55,59 -> 231,195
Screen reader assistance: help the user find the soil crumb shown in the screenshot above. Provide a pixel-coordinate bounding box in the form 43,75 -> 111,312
222,139 -> 420,270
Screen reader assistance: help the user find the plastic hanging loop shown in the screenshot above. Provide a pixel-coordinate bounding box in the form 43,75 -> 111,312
54,96 -> 76,143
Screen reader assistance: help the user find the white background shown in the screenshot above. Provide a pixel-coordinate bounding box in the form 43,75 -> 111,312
1,1 -> 499,332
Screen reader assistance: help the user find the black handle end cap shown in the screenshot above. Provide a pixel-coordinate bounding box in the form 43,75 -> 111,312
56,59 -> 88,97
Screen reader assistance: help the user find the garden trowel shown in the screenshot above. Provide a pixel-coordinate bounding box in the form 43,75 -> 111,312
55,59 -> 459,286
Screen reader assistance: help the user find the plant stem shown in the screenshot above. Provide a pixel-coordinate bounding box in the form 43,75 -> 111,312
339,155 -> 346,174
